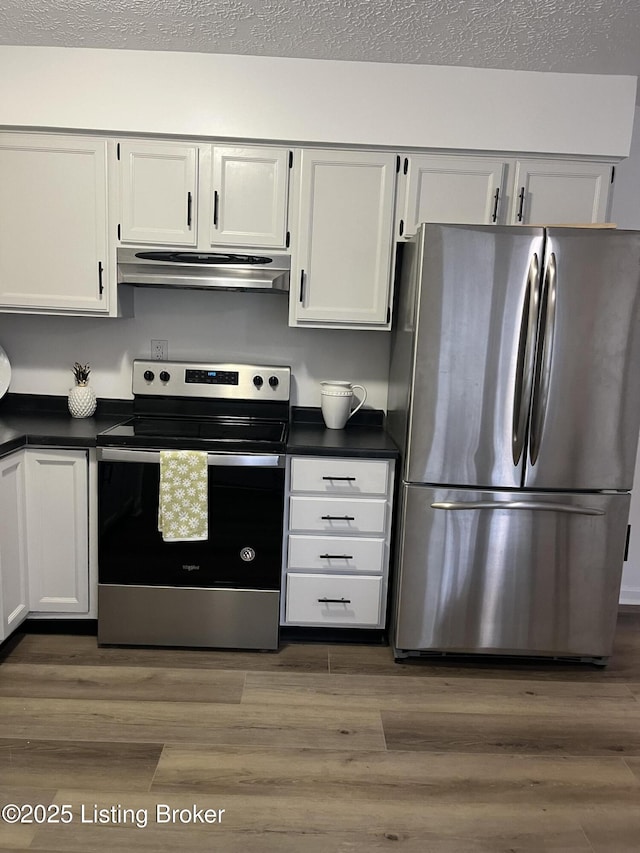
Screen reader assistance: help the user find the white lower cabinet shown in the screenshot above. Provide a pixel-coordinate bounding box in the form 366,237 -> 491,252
286,574 -> 383,626
288,535 -> 386,573
25,448 -> 90,615
288,496 -> 387,534
282,456 -> 395,629
0,451 -> 29,641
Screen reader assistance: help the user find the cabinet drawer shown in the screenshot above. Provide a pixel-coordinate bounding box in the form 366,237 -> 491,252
289,496 -> 387,534
286,573 -> 382,626
290,457 -> 390,495
288,535 -> 385,574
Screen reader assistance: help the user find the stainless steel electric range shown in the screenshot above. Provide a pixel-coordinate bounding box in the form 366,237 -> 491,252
96,359 -> 290,651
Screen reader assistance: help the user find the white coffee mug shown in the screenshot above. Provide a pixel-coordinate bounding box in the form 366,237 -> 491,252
320,381 -> 367,429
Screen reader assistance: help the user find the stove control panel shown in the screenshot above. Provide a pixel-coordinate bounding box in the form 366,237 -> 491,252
133,360 -> 290,401
186,369 -> 239,386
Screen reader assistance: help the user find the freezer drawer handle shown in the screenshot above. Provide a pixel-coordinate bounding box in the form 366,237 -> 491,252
322,476 -> 356,481
431,500 -> 604,516
321,515 -> 356,521
318,597 -> 352,604
319,553 -> 354,559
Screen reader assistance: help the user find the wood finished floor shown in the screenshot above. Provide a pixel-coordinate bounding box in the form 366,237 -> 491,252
0,613 -> 640,851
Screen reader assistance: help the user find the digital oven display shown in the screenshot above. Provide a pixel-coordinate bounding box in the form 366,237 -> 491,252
185,369 -> 239,386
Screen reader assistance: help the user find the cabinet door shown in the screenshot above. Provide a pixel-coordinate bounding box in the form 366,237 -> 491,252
399,154 -> 507,238
211,146 -> 290,248
0,134 -> 109,312
0,452 -> 29,640
509,159 -> 612,225
118,141 -> 198,245
25,449 -> 89,613
291,150 -> 397,328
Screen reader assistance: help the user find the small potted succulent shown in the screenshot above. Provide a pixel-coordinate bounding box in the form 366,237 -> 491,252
68,362 -> 97,418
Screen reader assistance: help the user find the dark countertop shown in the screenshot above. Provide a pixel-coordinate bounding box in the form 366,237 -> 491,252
0,394 -> 130,459
0,413 -> 129,458
0,396 -> 400,460
288,406 -> 399,459
287,422 -> 399,458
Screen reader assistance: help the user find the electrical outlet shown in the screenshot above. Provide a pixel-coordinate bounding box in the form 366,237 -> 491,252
151,340 -> 168,360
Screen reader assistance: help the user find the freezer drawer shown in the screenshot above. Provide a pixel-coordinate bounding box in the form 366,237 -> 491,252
393,485 -> 630,660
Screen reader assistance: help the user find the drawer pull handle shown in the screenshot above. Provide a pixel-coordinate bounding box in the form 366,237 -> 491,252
322,476 -> 356,481
319,553 -> 353,559
318,597 -> 352,604
321,515 -> 355,521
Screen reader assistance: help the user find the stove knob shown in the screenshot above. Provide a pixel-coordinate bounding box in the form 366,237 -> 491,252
268,375 -> 279,388
143,370 -> 155,382
159,370 -> 171,382
253,375 -> 264,388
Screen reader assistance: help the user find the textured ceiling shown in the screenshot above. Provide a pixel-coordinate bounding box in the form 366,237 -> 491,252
1,0 -> 640,79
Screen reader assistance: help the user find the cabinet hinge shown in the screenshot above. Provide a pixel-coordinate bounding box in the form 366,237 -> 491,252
386,306 -> 391,324
289,151 -> 293,168
285,231 -> 290,248
625,524 -> 631,560
611,166 -> 616,184
403,157 -> 409,175
399,219 -> 404,237
396,155 -> 401,173
117,223 -> 121,241
116,143 -> 120,160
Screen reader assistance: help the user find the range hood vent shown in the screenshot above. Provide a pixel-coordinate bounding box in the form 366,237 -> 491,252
117,249 -> 290,293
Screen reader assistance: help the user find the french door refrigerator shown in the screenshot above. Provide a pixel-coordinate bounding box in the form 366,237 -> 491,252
387,223 -> 640,663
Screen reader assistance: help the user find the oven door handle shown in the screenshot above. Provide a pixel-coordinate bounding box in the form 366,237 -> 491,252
96,448 -> 284,468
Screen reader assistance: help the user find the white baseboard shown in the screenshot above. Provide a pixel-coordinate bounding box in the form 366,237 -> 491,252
619,586 -> 640,606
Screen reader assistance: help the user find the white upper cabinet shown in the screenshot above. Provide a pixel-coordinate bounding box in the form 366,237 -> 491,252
509,159 -> 612,225
211,146 -> 291,248
290,149 -> 397,329
117,140 -> 292,251
397,154 -> 508,238
0,133 -> 109,313
118,141 -> 198,246
396,153 -> 613,236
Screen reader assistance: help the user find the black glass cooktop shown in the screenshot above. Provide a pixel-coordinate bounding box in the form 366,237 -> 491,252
98,416 -> 288,451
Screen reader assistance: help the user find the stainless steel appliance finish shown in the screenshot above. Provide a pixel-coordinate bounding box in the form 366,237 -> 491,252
395,485 -> 630,658
97,360 -> 290,652
388,224 -> 640,663
117,247 -> 290,292
131,359 -> 290,400
98,586 -> 280,650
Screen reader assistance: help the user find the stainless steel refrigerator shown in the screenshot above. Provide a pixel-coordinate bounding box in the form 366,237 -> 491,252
387,223 -> 640,663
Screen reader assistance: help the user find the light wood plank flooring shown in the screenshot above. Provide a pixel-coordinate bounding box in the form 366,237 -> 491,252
0,612 -> 640,851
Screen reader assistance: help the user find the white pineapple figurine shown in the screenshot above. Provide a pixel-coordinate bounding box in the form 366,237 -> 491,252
68,362 -> 97,418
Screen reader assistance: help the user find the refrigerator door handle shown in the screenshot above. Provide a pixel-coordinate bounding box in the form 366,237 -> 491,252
512,252 -> 541,466
431,500 -> 605,516
529,251 -> 557,465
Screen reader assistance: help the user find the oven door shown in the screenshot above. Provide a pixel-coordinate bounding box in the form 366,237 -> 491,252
96,448 -> 285,650
97,448 -> 285,589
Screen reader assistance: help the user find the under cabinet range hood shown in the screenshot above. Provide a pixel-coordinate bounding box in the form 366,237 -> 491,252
116,249 -> 290,293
